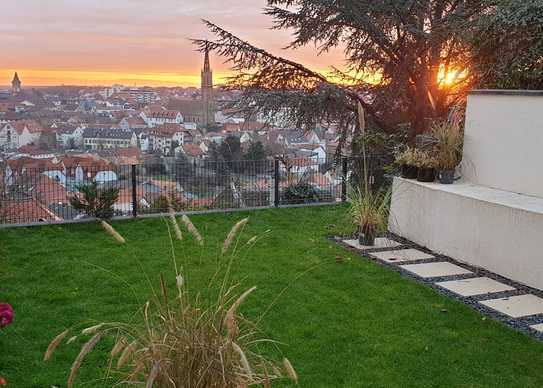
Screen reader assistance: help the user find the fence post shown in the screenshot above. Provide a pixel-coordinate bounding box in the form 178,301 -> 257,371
341,156 -> 348,202
131,164 -> 138,217
274,158 -> 280,208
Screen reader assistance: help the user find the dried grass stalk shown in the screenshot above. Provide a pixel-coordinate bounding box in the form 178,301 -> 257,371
283,358 -> 298,384
146,361 -> 161,388
67,336 -> 78,345
111,337 -> 127,357
222,218 -> 249,254
181,215 -> 203,245
117,340 -> 137,369
67,333 -> 102,388
232,342 -> 252,378
101,221 -> 126,244
44,329 -> 70,361
81,323 -> 103,335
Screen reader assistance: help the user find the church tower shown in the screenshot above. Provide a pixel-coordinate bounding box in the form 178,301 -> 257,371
11,72 -> 21,95
201,47 -> 214,128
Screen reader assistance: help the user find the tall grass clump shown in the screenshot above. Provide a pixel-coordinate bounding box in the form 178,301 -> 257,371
44,216 -> 297,387
349,186 -> 391,238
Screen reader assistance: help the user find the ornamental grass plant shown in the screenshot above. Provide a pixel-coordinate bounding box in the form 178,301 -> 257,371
44,216 -> 297,387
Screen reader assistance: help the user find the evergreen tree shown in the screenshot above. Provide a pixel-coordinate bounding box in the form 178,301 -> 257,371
194,1 -> 543,145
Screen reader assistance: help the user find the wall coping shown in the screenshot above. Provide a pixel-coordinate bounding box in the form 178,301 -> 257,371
394,177 -> 543,216
469,89 -> 543,96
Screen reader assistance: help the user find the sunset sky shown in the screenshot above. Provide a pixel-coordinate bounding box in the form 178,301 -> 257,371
1,0 -> 343,87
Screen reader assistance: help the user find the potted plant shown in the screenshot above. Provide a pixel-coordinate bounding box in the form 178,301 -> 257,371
395,148 -> 418,179
430,119 -> 463,184
349,186 -> 391,246
415,152 -> 437,183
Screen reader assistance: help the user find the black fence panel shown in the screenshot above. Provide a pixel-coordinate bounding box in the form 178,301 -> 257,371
0,154 -> 388,226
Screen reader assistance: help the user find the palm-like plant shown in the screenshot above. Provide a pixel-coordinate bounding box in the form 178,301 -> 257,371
70,182 -> 119,220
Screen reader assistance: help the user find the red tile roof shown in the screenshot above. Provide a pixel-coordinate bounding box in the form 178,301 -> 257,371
3,199 -> 60,224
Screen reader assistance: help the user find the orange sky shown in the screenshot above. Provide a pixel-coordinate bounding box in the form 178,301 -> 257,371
0,0 -> 344,87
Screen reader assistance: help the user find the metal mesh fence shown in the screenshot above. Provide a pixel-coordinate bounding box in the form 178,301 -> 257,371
0,154 -> 389,226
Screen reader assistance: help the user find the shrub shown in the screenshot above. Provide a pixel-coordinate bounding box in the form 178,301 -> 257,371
282,182 -> 320,204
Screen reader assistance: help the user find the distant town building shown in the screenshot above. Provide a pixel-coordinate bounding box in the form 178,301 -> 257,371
0,120 -> 46,149
83,128 -> 137,150
201,46 -> 215,128
140,107 -> 183,127
11,72 -> 22,95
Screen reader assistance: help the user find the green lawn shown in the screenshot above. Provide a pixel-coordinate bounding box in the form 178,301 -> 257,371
1,205 -> 543,387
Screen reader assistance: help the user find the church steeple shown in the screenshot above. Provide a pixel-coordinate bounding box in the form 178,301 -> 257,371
203,47 -> 211,73
11,72 -> 21,95
201,45 -> 214,128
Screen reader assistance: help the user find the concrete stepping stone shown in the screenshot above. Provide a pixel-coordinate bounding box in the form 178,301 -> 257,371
370,248 -> 434,263
344,238 -> 401,250
436,277 -> 515,297
480,294 -> 543,318
530,323 -> 543,332
400,262 -> 472,278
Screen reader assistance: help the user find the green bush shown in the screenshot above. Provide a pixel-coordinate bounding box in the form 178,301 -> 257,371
282,182 -> 320,204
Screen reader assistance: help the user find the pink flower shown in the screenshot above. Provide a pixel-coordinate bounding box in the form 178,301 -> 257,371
0,303 -> 13,328
0,376 -> 6,385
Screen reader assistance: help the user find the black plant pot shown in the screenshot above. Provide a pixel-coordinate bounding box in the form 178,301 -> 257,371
417,167 -> 436,182
438,169 -> 455,184
401,164 -> 419,179
358,227 -> 376,246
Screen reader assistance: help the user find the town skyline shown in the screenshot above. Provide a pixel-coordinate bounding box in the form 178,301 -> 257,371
1,0 -> 343,87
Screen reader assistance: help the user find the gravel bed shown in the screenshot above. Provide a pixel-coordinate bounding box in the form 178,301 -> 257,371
331,233 -> 543,341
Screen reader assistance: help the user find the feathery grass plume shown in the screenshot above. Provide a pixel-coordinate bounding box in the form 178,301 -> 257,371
225,286 -> 257,341
222,217 -> 249,255
232,342 -> 253,378
181,215 -> 204,245
44,329 -> 70,361
111,337 -> 127,357
100,220 -> 126,244
67,333 -> 102,388
117,340 -> 137,369
169,212 -> 183,241
166,195 -> 183,240
283,358 -> 298,384
81,323 -> 103,335
176,274 -> 184,288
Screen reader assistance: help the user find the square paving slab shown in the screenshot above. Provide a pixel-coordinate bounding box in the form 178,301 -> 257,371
400,262 -> 472,278
343,238 -> 401,250
530,323 -> 543,332
480,294 -> 543,318
436,277 -> 515,297
370,248 -> 434,263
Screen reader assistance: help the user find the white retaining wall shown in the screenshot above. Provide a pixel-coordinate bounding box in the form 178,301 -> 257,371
390,90 -> 543,290
390,178 -> 543,290
463,90 -> 543,198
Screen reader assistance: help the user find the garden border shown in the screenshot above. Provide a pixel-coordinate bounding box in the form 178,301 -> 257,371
332,233 -> 543,341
